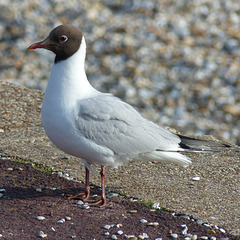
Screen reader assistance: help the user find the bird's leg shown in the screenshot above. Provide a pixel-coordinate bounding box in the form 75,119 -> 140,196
68,168 -> 90,200
88,166 -> 106,207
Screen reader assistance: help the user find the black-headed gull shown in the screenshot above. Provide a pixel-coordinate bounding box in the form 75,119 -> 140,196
28,25 -> 229,206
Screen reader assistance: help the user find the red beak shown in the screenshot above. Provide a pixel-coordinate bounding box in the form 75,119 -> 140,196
27,40 -> 49,50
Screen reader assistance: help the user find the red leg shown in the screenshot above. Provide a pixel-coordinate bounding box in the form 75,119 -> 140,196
69,168 -> 90,200
88,166 -> 106,207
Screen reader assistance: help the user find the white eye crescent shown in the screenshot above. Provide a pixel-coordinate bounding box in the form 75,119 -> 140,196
59,35 -> 68,42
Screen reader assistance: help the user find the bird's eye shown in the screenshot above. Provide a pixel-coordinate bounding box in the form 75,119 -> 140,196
59,35 -> 68,42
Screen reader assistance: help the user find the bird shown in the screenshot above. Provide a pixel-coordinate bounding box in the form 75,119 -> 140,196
27,25 -> 229,207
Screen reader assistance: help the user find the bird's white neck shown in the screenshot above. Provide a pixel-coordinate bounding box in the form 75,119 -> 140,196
44,36 -> 97,107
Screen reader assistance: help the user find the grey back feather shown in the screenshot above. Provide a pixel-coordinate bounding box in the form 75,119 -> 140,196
75,94 -> 181,157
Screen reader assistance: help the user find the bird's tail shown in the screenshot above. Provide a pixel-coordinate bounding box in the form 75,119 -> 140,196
177,135 -> 231,152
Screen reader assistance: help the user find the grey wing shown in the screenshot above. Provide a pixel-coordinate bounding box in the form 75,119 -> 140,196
76,94 -> 181,156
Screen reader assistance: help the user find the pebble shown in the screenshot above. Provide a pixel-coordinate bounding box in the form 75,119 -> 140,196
200,236 -> 208,240
111,235 -> 118,240
106,193 -> 119,198
170,233 -> 178,239
104,232 -> 110,236
196,219 -> 204,225
152,202 -> 161,209
38,231 -> 47,238
209,237 -> 216,240
81,203 -> 90,209
36,216 -> 45,221
192,235 -> 198,240
75,200 -> 84,205
65,216 -> 71,221
181,227 -> 188,235
117,230 -> 123,235
147,222 -> 159,227
116,224 -> 123,228
0,189 -> 6,192
140,219 -> 148,223
219,228 -> 226,233
192,176 -> 201,181
36,188 -> 42,192
0,193 -> 3,198
103,225 -> 111,230
124,235 -> 137,239
129,210 -> 137,213
155,238 -> 162,240
51,227 -> 55,232
57,218 -> 66,224
6,168 -> 13,171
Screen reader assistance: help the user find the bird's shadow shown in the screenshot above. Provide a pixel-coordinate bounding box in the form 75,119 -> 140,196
0,185 -> 104,200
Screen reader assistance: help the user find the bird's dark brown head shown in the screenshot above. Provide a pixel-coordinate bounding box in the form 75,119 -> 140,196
27,25 -> 83,63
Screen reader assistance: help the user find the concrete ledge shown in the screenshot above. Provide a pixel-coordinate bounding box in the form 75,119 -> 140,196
1,80 -> 239,236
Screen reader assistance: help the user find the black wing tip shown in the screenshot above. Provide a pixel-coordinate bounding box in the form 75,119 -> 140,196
178,134 -> 232,152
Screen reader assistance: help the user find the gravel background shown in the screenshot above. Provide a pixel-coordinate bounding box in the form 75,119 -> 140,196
1,0 -> 240,144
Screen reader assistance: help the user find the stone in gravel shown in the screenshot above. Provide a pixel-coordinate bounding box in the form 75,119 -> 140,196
124,235 -> 137,239
184,238 -> 191,240
57,218 -> 65,224
200,236 -> 208,240
129,210 -> 137,213
106,192 -> 119,198
104,232 -> 110,236
39,231 -> 47,238
65,216 -> 71,221
36,188 -> 42,192
152,202 -> 161,209
181,227 -> 188,235
0,189 -> 6,192
192,176 -> 200,181
81,203 -> 90,209
36,216 -> 45,221
170,233 -> 178,238
147,222 -> 159,227
219,238 -> 229,240
155,238 -> 162,240
51,227 -> 55,231
196,219 -> 204,225
111,235 -> 118,240
139,233 -> 149,239
116,223 -> 122,228
219,228 -> 226,233
140,219 -> 148,223
192,235 -> 198,240
75,200 -> 84,205
0,193 -> 3,197
117,230 -> 123,235
6,168 -> 13,171
103,225 -> 111,230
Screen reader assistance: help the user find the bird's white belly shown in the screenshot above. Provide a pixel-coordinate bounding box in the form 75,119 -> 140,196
41,97 -> 115,167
